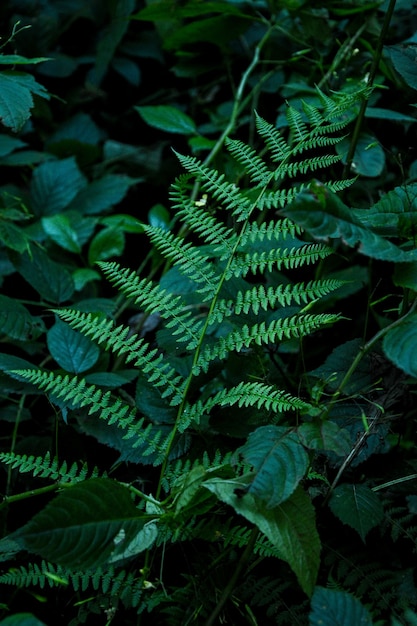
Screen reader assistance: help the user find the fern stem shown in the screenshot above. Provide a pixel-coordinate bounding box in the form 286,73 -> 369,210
204,527 -> 259,626
342,0 -> 398,178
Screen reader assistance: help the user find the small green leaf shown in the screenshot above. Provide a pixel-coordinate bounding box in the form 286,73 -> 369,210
298,421 -> 351,457
88,226 -> 125,265
30,157 -> 87,216
204,480 -> 320,596
136,105 -> 197,135
309,586 -> 373,626
11,478 -> 150,569
238,425 -> 309,508
148,204 -> 170,230
41,214 -> 82,253
101,213 -> 145,233
47,319 -> 100,374
0,295 -> 44,341
329,483 -> 384,542
0,55 -> 51,65
337,133 -> 384,177
13,247 -> 74,304
383,314 -> 417,377
386,45 -> 417,91
72,268 -> 101,291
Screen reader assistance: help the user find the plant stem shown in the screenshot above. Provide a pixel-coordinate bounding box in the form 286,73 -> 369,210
342,0 -> 397,178
204,527 -> 259,626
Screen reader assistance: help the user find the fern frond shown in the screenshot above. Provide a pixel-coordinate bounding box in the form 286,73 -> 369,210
173,151 -> 252,217
182,381 -> 311,428
170,178 -> 237,256
228,242 -> 334,277
254,186 -> 307,210
286,106 -> 309,143
98,261 -> 203,346
225,137 -> 272,185
194,313 -> 340,373
0,450 -> 101,483
278,154 -> 342,179
209,278 -> 346,321
143,225 -> 218,296
240,218 -> 303,245
0,560 -> 145,607
255,112 -> 291,162
10,369 -> 135,427
53,309 -> 185,404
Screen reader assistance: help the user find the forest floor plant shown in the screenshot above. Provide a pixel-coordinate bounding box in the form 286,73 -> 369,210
1,1 -> 417,625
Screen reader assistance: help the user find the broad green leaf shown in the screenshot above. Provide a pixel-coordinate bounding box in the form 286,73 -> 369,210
309,338 -> 372,395
284,181 -> 417,262
352,183 -> 417,238
148,204 -> 170,230
0,55 -> 51,65
47,319 -> 100,374
111,55 -> 141,86
0,295 -> 44,341
88,226 -> 125,265
133,1 -> 247,20
12,478 -> 150,569
298,421 -> 351,457
174,465 -> 207,514
329,483 -> 384,542
48,113 -> 103,147
72,268 -> 101,291
238,425 -> 309,508
0,220 -> 31,253
386,45 -> 417,91
69,174 -> 138,214
0,73 -> 33,132
13,247 -> 74,304
108,521 -> 158,563
136,105 -> 197,135
383,314 -> 417,377
336,133 -> 384,177
101,213 -> 145,233
42,214 -> 82,253
0,614 -> 48,626
204,480 -> 320,596
30,157 -> 87,216
0,135 -> 26,157
393,262 -> 417,289
309,586 -> 373,626
365,107 -> 417,123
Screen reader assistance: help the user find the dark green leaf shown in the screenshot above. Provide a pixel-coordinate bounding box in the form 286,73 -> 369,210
13,247 -> 74,304
68,174 -> 138,215
204,480 -> 320,596
298,421 -> 351,456
47,319 -> 100,374
386,45 -> 417,91
136,105 -> 197,135
12,478 -> 150,569
0,295 -> 45,341
336,133 -> 384,177
30,157 -> 87,216
238,426 -> 309,507
310,586 -> 373,625
383,314 -> 417,377
329,483 -> 384,542
88,226 -> 125,265
0,614 -> 48,626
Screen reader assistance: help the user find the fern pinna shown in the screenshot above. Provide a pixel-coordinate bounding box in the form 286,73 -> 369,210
2,90 -> 363,619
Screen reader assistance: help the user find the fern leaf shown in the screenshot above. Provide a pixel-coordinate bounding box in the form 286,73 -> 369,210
228,242 -> 334,278
182,381 -> 312,428
98,261 -> 203,346
53,308 -> 185,404
255,112 -> 291,162
143,225 -> 218,296
0,450 -> 101,483
209,278 -> 346,321
170,178 -> 237,256
225,136 -> 272,185
194,313 -> 340,373
286,105 -> 309,143
173,151 -> 252,216
239,218 -> 303,245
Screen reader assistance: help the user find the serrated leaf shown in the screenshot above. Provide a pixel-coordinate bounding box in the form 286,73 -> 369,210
0,72 -> 33,132
68,174 -> 138,215
47,319 -> 100,374
238,425 -> 309,508
309,338 -> 372,395
88,226 -> 125,265
298,421 -> 351,456
41,214 -> 82,253
284,181 -> 417,262
13,247 -> 74,304
383,313 -> 417,376
30,157 -> 87,216
136,105 -> 197,135
352,183 -> 417,238
337,133 -> 384,177
11,478 -> 150,569
309,586 -> 373,626
329,483 -> 384,542
0,295 -> 44,341
204,480 -> 320,596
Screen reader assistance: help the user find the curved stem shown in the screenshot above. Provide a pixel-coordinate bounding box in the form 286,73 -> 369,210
342,0 -> 397,178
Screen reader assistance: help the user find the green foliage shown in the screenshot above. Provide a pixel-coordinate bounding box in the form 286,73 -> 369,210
1,1 -> 417,624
